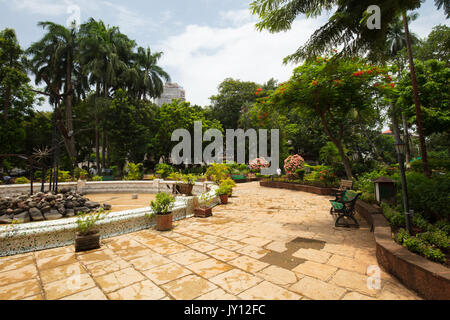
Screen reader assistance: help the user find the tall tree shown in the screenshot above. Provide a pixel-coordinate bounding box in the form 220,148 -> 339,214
0,28 -> 29,122
26,22 -> 80,166
250,0 -> 448,177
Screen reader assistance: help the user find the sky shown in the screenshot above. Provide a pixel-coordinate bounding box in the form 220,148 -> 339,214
0,0 -> 448,110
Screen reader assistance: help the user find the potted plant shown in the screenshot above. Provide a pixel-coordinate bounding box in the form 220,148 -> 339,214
194,193 -> 214,218
151,192 -> 176,231
178,174 -> 197,196
215,185 -> 231,204
75,209 -> 108,252
220,178 -> 237,197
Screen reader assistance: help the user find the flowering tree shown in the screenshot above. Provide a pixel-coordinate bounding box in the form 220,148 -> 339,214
268,56 -> 394,179
249,157 -> 270,172
284,154 -> 305,176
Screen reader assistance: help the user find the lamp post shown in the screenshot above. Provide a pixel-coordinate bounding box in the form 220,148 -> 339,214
395,140 -> 413,234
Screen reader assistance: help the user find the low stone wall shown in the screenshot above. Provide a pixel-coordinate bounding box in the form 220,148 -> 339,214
0,182 -> 77,197
260,180 -> 334,196
356,201 -> 450,300
0,180 -> 212,197
0,182 -> 220,257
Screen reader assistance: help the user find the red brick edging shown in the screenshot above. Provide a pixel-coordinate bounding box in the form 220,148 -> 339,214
358,203 -> 450,300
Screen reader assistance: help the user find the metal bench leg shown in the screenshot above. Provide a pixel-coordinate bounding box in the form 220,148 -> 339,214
335,214 -> 359,228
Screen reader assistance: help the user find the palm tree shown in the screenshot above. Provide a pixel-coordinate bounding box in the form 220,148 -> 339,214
26,21 -> 79,166
132,47 -> 170,100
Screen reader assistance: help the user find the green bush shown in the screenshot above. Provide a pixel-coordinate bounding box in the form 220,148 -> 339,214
155,163 -> 174,179
295,169 -> 305,181
435,220 -> 450,236
15,177 -> 30,184
391,172 -> 450,222
410,158 -> 450,173
92,175 -> 103,181
125,163 -> 143,180
381,203 -> 405,229
395,228 -> 410,244
74,167 -> 88,180
417,230 -> 449,251
354,169 -> 388,195
150,192 -> 175,215
206,163 -> 230,183
76,210 -> 108,236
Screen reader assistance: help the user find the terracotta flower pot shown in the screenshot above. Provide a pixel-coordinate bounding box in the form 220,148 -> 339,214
178,183 -> 194,196
194,207 -> 212,218
219,194 -> 229,204
75,230 -> 100,252
156,213 -> 173,231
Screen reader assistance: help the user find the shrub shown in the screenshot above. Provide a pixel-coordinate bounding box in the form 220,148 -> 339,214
435,220 -> 450,236
206,163 -> 230,183
166,172 -> 182,181
150,192 -> 175,215
249,158 -> 270,172
155,163 -> 174,179
181,174 -> 197,185
354,169 -> 388,195
74,167 -> 88,180
125,163 -> 143,180
395,228 -> 410,244
295,169 -> 305,181
417,230 -> 449,251
381,203 -> 405,229
76,210 -> 108,236
391,172 -> 450,222
410,158 -> 450,173
92,176 -> 103,181
15,177 -> 30,184
216,185 -> 231,196
284,154 -> 305,176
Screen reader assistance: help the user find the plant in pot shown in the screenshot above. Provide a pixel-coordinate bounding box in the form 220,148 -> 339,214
150,192 -> 176,231
215,185 -> 231,204
75,209 -> 108,252
220,178 -> 236,197
194,193 -> 214,218
178,174 -> 197,196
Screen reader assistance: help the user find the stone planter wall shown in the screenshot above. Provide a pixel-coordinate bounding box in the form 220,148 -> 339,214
260,180 -> 334,196
356,201 -> 450,300
0,182 -> 220,257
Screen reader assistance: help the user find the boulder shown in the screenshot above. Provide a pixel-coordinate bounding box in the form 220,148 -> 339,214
29,207 -> 45,222
57,205 -> 66,215
0,217 -> 12,224
14,211 -> 31,223
60,187 -> 71,194
74,207 -> 89,215
103,203 -> 112,211
86,201 -> 100,209
65,201 -> 74,209
45,210 -> 63,221
65,209 -> 75,217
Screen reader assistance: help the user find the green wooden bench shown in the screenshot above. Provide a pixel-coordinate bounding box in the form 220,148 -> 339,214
329,190 -> 362,228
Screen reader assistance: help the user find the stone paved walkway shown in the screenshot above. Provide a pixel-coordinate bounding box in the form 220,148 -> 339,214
0,182 -> 420,300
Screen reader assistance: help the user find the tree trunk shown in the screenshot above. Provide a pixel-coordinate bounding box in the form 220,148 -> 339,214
95,114 -> 100,175
101,128 -> 106,172
402,113 -> 411,168
402,11 -> 431,177
334,139 -> 353,180
65,61 -> 77,166
3,86 -> 11,121
316,108 -> 353,179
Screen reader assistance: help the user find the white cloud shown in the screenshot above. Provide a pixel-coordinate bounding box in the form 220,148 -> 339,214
219,8 -> 256,26
157,11 -> 325,106
8,0 -> 70,16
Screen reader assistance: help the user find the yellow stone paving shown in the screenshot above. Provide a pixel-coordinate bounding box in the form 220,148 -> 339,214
0,182 -> 421,300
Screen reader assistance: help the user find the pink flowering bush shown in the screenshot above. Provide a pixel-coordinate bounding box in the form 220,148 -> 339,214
249,158 -> 270,172
284,155 -> 305,176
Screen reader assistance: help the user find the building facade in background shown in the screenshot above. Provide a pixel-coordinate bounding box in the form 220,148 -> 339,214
155,83 -> 186,107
